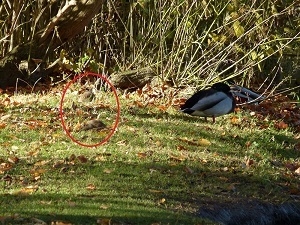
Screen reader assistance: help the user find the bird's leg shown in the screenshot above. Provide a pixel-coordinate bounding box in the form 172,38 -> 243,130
212,116 -> 216,123
205,117 -> 208,122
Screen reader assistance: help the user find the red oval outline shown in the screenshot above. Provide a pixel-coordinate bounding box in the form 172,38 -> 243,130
59,72 -> 120,147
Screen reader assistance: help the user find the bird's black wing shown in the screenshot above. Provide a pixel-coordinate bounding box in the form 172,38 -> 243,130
181,89 -> 229,111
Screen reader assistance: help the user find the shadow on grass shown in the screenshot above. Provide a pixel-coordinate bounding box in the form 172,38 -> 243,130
1,193 -> 200,225
2,158 -> 299,225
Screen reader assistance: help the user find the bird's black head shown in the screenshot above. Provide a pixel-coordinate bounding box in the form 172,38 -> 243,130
211,82 -> 230,93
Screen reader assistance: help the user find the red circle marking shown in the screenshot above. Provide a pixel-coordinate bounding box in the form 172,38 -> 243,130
59,72 -> 120,147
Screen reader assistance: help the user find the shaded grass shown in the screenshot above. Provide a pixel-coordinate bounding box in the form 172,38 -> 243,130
0,91 -> 299,224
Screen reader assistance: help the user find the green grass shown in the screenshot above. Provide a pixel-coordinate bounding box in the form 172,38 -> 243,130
0,89 -> 299,225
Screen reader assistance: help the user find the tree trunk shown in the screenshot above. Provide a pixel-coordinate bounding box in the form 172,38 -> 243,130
0,0 -> 103,89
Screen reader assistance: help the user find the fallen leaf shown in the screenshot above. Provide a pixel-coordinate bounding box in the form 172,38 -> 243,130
8,156 -> 19,164
27,149 -> 40,157
231,116 -> 240,124
245,141 -> 251,148
295,167 -> 300,175
77,155 -> 88,163
158,198 -> 166,204
0,114 -> 11,121
246,158 -> 254,167
97,218 -> 111,225
116,140 -> 127,146
285,163 -> 298,171
34,160 -> 50,166
177,145 -> 187,151
227,183 -> 237,191
184,166 -> 194,174
99,204 -> 110,210
103,168 -> 114,174
86,183 -> 96,190
137,151 -> 153,158
51,221 -> 73,225
0,123 -> 6,129
137,152 -> 148,158
11,145 -> 19,151
69,154 -> 76,161
16,185 -> 38,195
198,138 -> 211,146
178,137 -> 198,146
169,154 -> 186,162
275,121 -> 288,130
52,160 -> 65,168
0,162 -> 13,172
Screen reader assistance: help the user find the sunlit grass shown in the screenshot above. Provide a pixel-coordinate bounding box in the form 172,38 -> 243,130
0,90 -> 299,224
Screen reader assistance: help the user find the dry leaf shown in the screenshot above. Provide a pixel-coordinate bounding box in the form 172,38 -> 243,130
137,151 -> 153,158
227,183 -> 237,191
177,145 -> 187,151
137,152 -> 148,158
0,162 -> 13,172
53,160 -> 65,168
198,138 -> 211,146
155,140 -> 162,147
0,114 -> 11,121
86,183 -> 96,190
103,168 -> 114,174
246,158 -> 254,167
51,221 -> 73,225
245,141 -> 251,148
184,166 -> 194,174
69,154 -> 76,161
275,121 -> 288,130
116,140 -> 127,146
8,156 -> 19,164
230,116 -> 240,125
169,154 -> 186,162
17,185 -> 38,195
99,204 -> 110,210
178,137 -> 198,146
158,198 -> 166,204
27,149 -> 40,157
295,167 -> 300,175
34,160 -> 50,166
77,155 -> 88,163
0,123 -> 6,129
97,218 -> 111,225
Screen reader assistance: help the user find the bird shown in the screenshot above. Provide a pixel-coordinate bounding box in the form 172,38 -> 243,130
180,82 -> 235,122
79,89 -> 95,103
80,119 -> 106,131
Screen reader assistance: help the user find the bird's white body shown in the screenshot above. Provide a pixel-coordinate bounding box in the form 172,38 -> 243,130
188,92 -> 234,117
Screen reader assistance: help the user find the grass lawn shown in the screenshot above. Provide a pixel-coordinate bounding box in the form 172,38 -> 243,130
0,85 -> 299,225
